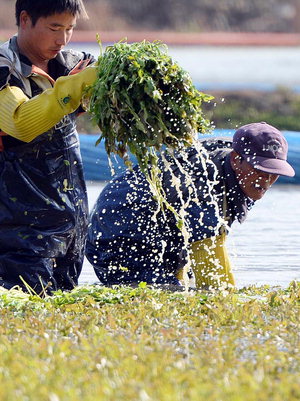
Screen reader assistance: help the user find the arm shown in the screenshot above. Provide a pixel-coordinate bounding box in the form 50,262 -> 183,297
0,65 -> 97,142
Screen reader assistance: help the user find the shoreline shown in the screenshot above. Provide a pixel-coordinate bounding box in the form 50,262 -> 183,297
1,29 -> 300,46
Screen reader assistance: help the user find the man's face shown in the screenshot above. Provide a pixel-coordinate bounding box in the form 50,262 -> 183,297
230,151 -> 279,201
19,11 -> 77,62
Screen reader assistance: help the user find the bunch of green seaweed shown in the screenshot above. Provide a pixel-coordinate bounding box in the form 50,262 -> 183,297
88,40 -> 211,168
0,282 -> 299,400
87,40 -> 212,223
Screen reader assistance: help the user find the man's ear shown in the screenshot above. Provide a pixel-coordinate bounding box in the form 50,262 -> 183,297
230,150 -> 242,172
19,10 -> 32,29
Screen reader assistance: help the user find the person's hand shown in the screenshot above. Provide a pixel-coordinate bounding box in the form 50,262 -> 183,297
54,64 -> 98,111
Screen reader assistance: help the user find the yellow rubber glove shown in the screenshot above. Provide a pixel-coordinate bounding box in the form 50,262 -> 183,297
0,64 -> 97,142
176,232 -> 235,289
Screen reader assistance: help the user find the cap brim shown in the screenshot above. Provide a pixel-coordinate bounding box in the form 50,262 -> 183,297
243,155 -> 295,177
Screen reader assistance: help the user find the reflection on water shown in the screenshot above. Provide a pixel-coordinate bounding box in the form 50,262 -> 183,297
80,183 -> 300,288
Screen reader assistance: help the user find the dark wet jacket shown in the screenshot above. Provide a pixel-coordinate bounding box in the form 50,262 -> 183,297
0,36 -> 94,293
86,139 -> 253,285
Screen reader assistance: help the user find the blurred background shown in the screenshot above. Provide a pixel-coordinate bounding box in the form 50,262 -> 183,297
2,0 -> 300,32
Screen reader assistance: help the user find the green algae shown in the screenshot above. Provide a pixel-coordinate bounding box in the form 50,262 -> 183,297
88,40 -> 212,169
0,282 -> 299,401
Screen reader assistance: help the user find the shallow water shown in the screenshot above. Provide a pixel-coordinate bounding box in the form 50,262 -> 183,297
80,183 -> 300,288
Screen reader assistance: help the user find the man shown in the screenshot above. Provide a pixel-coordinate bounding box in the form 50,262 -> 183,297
0,0 -> 97,293
86,122 -> 295,289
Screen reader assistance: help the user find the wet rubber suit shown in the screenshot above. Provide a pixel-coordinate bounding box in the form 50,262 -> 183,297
86,138 -> 254,288
0,35 -> 96,293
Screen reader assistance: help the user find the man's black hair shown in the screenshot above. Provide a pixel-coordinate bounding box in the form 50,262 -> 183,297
15,0 -> 88,26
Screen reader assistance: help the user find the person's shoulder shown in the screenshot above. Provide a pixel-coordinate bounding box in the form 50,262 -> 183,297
198,137 -> 233,171
0,44 -> 12,88
0,66 -> 10,89
0,39 -> 24,89
0,66 -> 22,90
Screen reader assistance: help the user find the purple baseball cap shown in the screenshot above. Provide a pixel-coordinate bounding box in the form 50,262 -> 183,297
232,122 -> 295,177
